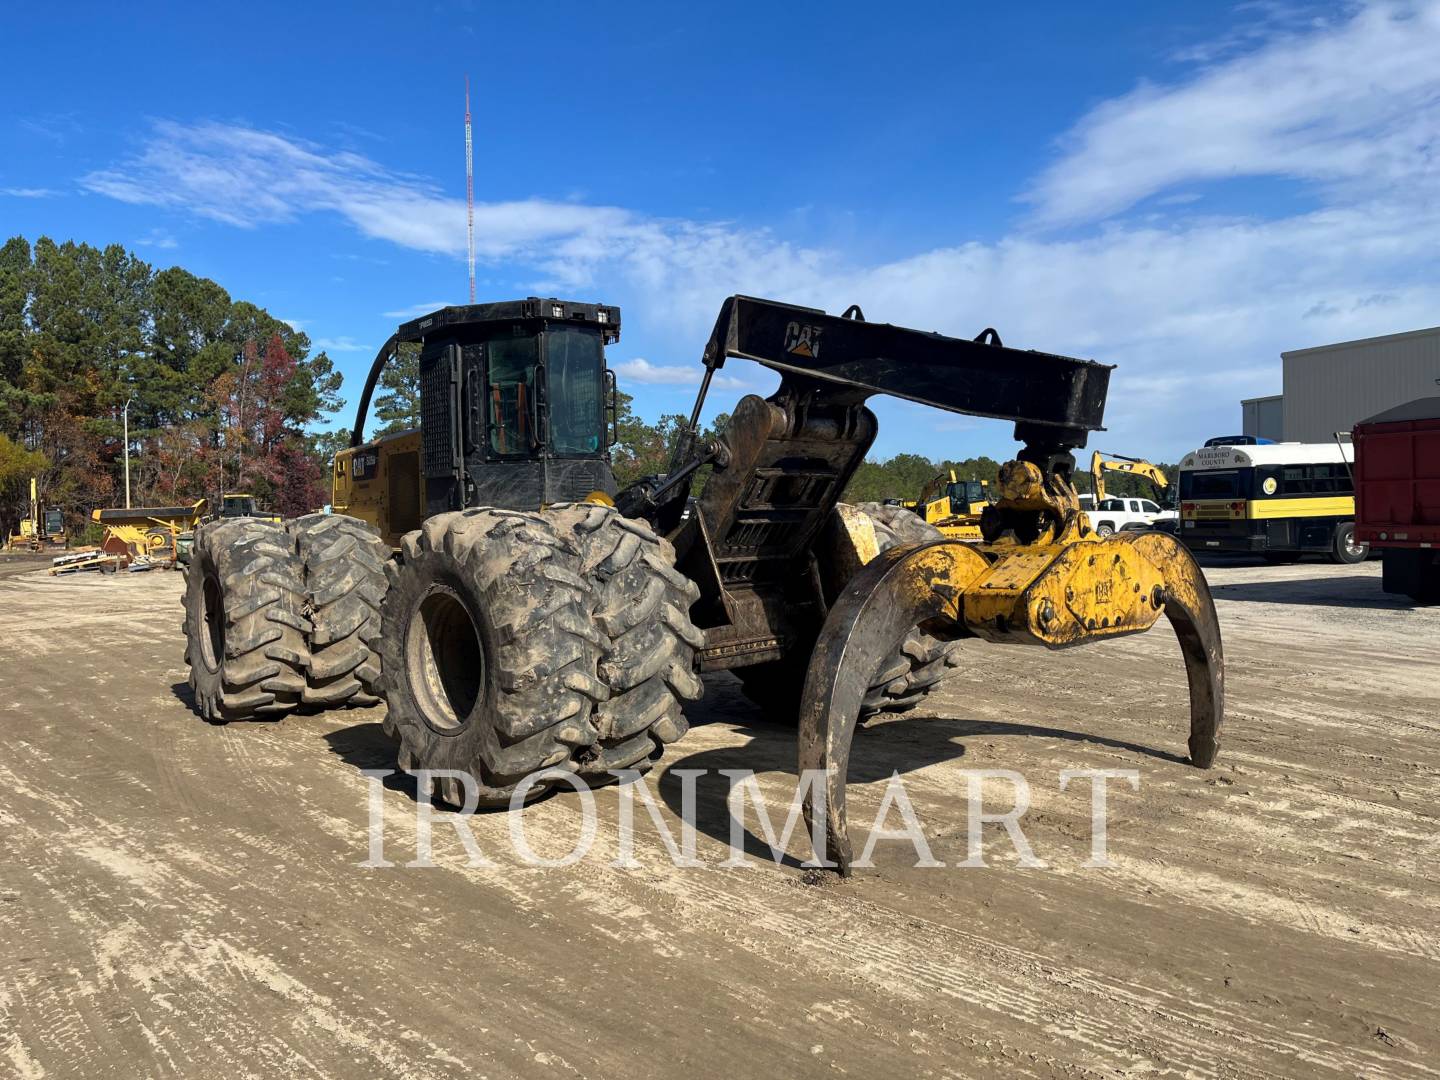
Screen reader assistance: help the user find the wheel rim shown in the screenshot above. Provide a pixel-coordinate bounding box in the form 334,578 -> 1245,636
1342,529 -> 1364,559
407,585 -> 484,734
200,572 -> 225,673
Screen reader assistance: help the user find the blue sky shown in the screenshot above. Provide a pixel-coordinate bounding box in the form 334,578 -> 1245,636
4,1 -> 1439,461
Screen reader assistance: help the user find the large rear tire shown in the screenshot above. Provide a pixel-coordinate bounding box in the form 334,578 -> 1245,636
182,519 -> 309,721
735,501 -> 962,722
549,503 -> 704,775
289,513 -> 390,708
378,509 -> 608,806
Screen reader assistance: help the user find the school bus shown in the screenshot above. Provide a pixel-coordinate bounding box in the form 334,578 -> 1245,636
1177,441 -> 1368,563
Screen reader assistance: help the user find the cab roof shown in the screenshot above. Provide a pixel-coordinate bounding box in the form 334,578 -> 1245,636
396,297 -> 620,344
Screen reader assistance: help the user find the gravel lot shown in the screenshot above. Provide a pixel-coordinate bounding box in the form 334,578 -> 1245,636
0,554 -> 1436,1078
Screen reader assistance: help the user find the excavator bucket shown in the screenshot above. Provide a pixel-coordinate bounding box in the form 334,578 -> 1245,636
799,528 -> 1224,875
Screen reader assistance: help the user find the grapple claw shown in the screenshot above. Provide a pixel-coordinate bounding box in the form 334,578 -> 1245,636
797,541 -> 991,875
796,528 -> 1225,876
1124,532 -> 1225,768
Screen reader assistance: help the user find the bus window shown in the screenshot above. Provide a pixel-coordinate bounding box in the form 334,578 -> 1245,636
1179,469 -> 1247,499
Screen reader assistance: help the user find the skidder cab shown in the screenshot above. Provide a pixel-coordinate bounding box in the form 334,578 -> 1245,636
335,298 -> 622,544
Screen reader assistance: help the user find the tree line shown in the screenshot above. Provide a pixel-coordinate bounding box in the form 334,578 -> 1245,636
0,234 -> 1171,542
0,235 -> 342,538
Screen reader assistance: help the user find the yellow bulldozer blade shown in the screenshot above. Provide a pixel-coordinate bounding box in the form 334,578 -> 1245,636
798,529 -> 1224,875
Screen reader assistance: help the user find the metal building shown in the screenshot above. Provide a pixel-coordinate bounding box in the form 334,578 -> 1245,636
1240,394 -> 1284,441
1242,326 -> 1440,442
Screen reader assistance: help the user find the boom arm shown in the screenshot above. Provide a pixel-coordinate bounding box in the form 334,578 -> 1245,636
670,296 -> 1113,473
1090,451 -> 1170,503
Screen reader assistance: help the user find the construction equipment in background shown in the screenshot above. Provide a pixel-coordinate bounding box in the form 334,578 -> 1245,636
216,493 -> 281,523
183,296 -> 1224,876
92,500 -> 207,565
6,478 -> 65,551
903,470 -> 993,539
1089,450 -> 1171,505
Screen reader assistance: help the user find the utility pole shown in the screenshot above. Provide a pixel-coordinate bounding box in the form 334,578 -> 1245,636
122,395 -> 134,509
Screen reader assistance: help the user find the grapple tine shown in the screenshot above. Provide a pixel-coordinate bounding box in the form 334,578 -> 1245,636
1125,532 -> 1225,767
798,541 -> 991,875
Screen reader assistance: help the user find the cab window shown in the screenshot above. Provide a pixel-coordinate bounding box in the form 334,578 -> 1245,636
546,327 -> 604,455
487,334 -> 538,457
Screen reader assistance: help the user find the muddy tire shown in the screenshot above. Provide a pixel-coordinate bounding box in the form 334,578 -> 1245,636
289,513 -> 390,708
735,501 -> 962,722
182,519 -> 310,721
548,503 -> 704,776
378,508 -> 608,806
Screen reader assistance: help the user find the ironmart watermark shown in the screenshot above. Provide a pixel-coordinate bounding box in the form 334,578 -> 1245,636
360,767 -> 1139,871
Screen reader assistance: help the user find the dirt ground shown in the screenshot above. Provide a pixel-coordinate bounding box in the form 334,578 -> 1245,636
0,553 -> 1436,1079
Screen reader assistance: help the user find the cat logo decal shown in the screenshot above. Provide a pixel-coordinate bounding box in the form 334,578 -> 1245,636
783,321 -> 822,359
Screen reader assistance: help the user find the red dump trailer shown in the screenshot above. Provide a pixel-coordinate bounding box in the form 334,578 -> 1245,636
1353,398 -> 1440,603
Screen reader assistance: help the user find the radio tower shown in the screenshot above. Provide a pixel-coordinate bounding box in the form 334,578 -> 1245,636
464,75 -> 475,303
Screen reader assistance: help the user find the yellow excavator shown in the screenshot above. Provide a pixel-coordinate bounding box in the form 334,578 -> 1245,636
1088,451 -> 1170,505
903,470 -> 994,539
6,478 -> 65,552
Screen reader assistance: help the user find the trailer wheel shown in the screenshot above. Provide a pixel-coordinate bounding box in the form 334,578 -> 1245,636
289,514 -> 390,708
735,501 -> 962,722
182,519 -> 310,721
378,509 -> 608,806
546,503 -> 704,776
1329,522 -> 1369,565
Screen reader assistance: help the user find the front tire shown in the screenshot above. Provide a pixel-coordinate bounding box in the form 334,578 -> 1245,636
182,519 -> 309,721
378,509 -> 607,806
549,503 -> 704,775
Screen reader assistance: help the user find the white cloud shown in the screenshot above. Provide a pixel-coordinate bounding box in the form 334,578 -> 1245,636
80,4 -> 1440,458
81,120 -> 634,259
0,187 -> 56,198
613,357 -> 749,391
136,227 -> 178,249
1023,1 -> 1440,226
312,336 -> 372,353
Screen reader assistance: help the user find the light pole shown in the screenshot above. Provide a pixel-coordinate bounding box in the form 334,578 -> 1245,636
122,396 -> 134,509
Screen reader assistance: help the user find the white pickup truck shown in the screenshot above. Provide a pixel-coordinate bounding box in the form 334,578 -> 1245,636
1079,495 -> 1177,536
